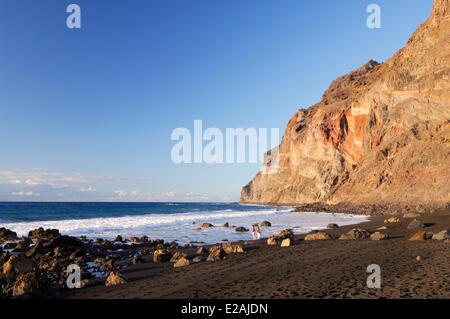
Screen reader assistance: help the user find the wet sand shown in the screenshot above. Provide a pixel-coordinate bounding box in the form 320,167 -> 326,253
62,210 -> 450,299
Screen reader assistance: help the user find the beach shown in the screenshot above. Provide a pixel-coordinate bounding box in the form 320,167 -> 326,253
60,208 -> 450,299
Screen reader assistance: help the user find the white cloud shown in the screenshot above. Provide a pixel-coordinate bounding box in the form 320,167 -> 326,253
10,191 -> 40,197
80,187 -> 96,192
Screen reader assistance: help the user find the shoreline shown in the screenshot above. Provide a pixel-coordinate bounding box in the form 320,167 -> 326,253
61,209 -> 449,299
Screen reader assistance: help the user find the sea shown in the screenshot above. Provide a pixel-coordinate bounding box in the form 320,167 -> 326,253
0,202 -> 369,245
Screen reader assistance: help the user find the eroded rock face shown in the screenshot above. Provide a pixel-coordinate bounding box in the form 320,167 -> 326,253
241,0 -> 450,211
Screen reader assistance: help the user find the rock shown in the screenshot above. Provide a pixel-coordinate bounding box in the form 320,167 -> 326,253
384,217 -> 400,224
28,227 -> 60,240
196,247 -> 208,255
370,232 -> 389,241
139,235 -> 148,242
192,256 -> 205,263
276,229 -> 294,238
114,235 -> 123,242
195,227 -> 202,231
206,246 -> 226,262
201,223 -> 214,228
0,228 -> 18,241
222,242 -> 244,254
280,238 -> 291,247
339,229 -> 370,240
127,236 -> 139,242
2,255 -> 34,284
174,257 -> 190,268
407,220 -> 424,230
235,227 -> 249,232
11,272 -> 44,297
376,226 -> 388,230
267,236 -> 278,246
105,272 -> 128,286
153,249 -> 172,263
261,221 -> 271,227
416,256 -> 422,261
409,231 -> 427,241
327,223 -> 338,229
432,230 -> 450,241
304,232 -> 332,240
170,251 -> 187,262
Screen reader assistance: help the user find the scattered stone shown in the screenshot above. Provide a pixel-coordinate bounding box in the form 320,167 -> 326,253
196,247 -> 208,255
431,230 -> 450,241
153,249 -> 172,263
222,242 -> 244,254
339,229 -> 370,240
105,272 -> 128,286
409,231 -> 427,241
235,227 -> 249,232
170,251 -> 187,263
407,220 -> 424,230
370,232 -> 389,241
192,256 -> 205,263
206,246 -> 226,262
201,223 -> 214,228
174,257 -> 190,268
384,217 -> 400,224
327,223 -> 338,229
280,238 -> 291,247
304,232 -> 332,240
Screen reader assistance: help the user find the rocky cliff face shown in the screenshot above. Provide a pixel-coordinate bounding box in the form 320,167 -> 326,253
240,0 -> 450,212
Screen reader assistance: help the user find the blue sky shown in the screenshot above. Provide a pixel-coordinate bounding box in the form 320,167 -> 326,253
0,0 -> 433,201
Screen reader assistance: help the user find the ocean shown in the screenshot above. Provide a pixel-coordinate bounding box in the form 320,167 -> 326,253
0,202 -> 368,245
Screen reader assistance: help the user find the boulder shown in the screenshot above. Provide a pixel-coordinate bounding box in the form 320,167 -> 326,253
280,238 -> 291,247
2,255 -> 34,284
174,257 -> 190,268
261,221 -> 271,227
339,229 -> 370,240
196,247 -> 208,255
192,256 -> 205,263
12,272 -> 42,297
28,227 -> 60,240
153,249 -> 172,263
201,223 -> 214,228
407,220 -> 424,230
384,217 -> 400,224
139,235 -> 148,242
304,232 -> 332,240
327,223 -> 338,229
222,222 -> 229,228
409,231 -> 427,241
370,232 -> 389,241
206,246 -> 226,262
105,272 -> 128,286
114,235 -> 123,242
0,228 -> 18,241
170,251 -> 187,263
432,230 -> 450,241
266,236 -> 278,246
235,227 -> 249,232
222,242 -> 244,254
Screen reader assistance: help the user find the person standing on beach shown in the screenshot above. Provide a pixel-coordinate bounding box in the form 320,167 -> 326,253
256,225 -> 261,240
251,225 -> 256,240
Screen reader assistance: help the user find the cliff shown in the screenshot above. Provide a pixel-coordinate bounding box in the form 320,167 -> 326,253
240,0 -> 450,213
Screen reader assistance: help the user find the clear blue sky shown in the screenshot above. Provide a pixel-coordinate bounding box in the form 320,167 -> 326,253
0,0 -> 433,201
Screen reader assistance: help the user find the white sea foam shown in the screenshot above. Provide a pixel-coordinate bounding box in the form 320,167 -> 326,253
1,208 -> 369,245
